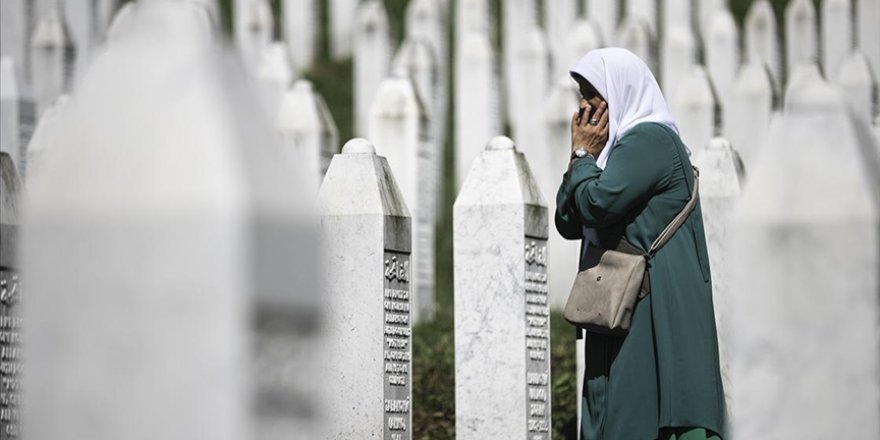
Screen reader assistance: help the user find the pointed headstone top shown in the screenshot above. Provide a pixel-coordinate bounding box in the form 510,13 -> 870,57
341,138 -> 377,154
486,135 -> 515,151
32,6 -> 71,49
785,63 -> 837,111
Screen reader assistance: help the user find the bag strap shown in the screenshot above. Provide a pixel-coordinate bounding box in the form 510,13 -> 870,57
647,166 -> 699,257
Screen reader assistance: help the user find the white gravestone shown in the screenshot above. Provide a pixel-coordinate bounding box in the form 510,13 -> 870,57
512,27 -> 551,200
627,0 -> 657,35
276,80 -> 339,193
30,5 -> 76,117
785,0 -> 818,83
705,9 -> 739,135
282,0 -> 317,73
821,0 -> 853,81
671,66 -> 718,155
745,0 -> 781,90
368,72 -> 436,323
693,137 -> 744,429
406,0 -> 449,148
585,0 -> 618,45
454,136 -> 551,440
456,0 -> 491,48
616,17 -> 655,72
697,0 -> 727,44
729,63 -> 880,439
857,0 -> 880,88
24,94 -> 70,182
836,52 -> 877,123
254,42 -> 294,116
64,0 -> 99,78
661,26 -> 697,103
22,2 -> 324,439
729,59 -> 776,168
330,0 -> 358,59
0,153 -> 23,439
567,20 -> 604,69
543,77 -> 581,310
502,0 -> 539,128
236,0 -> 273,72
0,58 -> 36,177
1,0 -> 31,76
662,0 -> 693,36
545,0 -> 578,79
105,1 -> 136,42
319,139 -> 413,440
353,0 -> 391,136
455,31 -> 501,189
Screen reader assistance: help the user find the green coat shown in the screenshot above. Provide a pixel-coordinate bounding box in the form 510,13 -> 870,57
555,122 -> 725,440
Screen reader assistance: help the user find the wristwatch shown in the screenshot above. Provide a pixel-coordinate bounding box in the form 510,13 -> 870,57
571,148 -> 590,161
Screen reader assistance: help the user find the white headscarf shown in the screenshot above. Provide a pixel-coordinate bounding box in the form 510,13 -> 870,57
569,48 -> 680,246
569,48 -> 680,169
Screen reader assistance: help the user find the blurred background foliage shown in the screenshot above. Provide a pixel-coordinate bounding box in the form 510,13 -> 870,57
155,0 -> 803,438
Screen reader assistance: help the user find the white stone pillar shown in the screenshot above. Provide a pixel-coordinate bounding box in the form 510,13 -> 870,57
30,5 -> 76,117
105,1 -> 135,42
857,0 -> 880,88
545,0 -> 579,79
836,52 -> 877,123
0,152 -> 23,438
64,0 -> 99,77
584,0 -> 618,45
729,63 -> 880,439
662,0 -> 693,37
785,0 -> 818,82
454,136 -> 551,440
822,0 -> 853,80
567,20 -> 604,66
330,0 -> 359,59
276,80 -> 339,193
0,58 -> 36,177
697,0 -> 728,44
502,0 -> 539,127
0,0 -> 31,76
728,59 -> 776,168
254,41 -> 294,116
24,94 -> 70,182
544,77 -> 581,311
627,0 -> 657,35
353,0 -> 390,136
22,2 -> 324,439
319,138 -> 413,439
455,31 -> 500,189
693,136 -> 743,428
236,0 -> 273,72
456,0 -> 491,53
704,9 -> 739,136
661,26 -> 697,102
616,17 -> 654,71
512,27 -> 551,200
745,0 -> 781,90
671,66 -> 717,155
406,0 -> 449,150
282,0 -> 317,73
368,72 -> 435,323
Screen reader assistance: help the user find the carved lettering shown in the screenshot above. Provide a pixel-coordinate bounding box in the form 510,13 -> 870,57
523,240 -> 549,439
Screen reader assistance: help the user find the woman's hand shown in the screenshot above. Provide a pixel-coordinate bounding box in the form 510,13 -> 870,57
571,100 -> 609,158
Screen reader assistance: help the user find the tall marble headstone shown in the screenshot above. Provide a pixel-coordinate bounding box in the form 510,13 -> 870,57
455,31 -> 500,188
0,58 -> 35,177
405,0 -> 448,148
0,153 -> 22,440
616,18 -> 654,71
857,0 -> 880,87
822,0 -> 853,80
729,64 -> 880,439
836,52 -> 877,123
627,0 -> 657,35
282,0 -> 317,73
236,0 -> 273,72
64,0 -> 100,77
662,0 -> 693,36
330,0 -> 358,59
566,20 -> 604,68
584,0 -> 618,45
254,41 -> 294,116
276,80 -> 339,193
353,0 -> 391,136
368,72 -> 436,323
693,137 -> 744,428
661,26 -> 697,102
785,0 -> 818,82
729,59 -> 776,168
545,0 -> 578,79
745,0 -> 781,89
454,136 -> 551,439
21,2 -> 323,438
393,38 -> 440,171
319,139 -> 413,440
30,5 -> 76,117
502,0 -> 539,126
705,8 -> 739,134
697,0 -> 727,44
511,27 -> 551,199
671,66 -> 718,155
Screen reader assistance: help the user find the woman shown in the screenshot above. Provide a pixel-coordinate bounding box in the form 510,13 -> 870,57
556,48 -> 725,440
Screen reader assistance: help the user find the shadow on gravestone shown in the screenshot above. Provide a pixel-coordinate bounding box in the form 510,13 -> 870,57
729,64 -> 880,439
318,138 -> 413,440
0,153 -> 22,440
21,2 -> 323,439
454,136 -> 550,440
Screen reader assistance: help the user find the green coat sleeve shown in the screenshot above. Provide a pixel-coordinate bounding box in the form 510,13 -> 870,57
555,127 -> 673,235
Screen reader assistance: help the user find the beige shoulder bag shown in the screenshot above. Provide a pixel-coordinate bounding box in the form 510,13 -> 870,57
562,167 -> 700,335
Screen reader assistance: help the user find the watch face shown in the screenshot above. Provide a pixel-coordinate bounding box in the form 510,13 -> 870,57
575,149 -> 588,158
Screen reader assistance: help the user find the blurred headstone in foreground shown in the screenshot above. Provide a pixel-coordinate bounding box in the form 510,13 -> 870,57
236,0 -> 273,71
318,138 -> 413,439
0,153 -> 23,440
454,136 -> 550,439
255,41 -> 294,116
276,80 -> 338,193
22,1 -> 323,439
672,66 -> 718,156
728,59 -> 776,168
729,64 -> 880,439
745,0 -> 781,90
23,94 -> 69,183
0,57 -> 35,177
282,0 -> 317,73
330,0 -> 358,59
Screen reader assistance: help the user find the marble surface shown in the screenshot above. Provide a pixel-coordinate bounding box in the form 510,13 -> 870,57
784,0 -> 818,83
277,80 -> 338,193
744,0 -> 781,88
454,137 -> 549,439
672,66 -> 717,155
319,139 -> 412,439
30,5 -> 75,117
282,0 -> 317,72
729,64 -> 879,439
728,59 -> 775,168
353,0 -> 390,136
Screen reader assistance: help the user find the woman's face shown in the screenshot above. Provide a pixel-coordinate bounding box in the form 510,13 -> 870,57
575,77 -> 607,120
